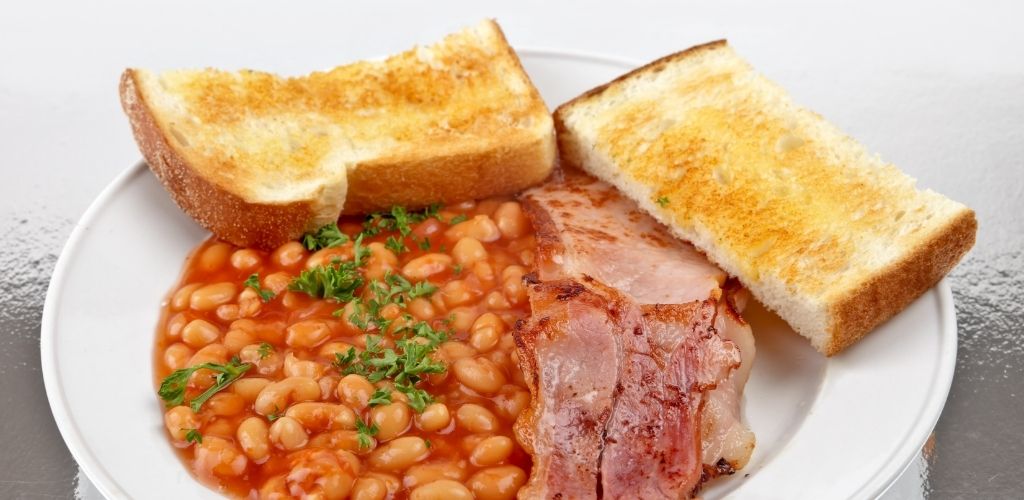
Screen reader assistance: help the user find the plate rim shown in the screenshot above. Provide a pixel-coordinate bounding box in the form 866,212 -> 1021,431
40,48 -> 958,500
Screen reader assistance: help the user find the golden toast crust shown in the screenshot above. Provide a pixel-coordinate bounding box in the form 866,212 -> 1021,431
120,70 -> 316,248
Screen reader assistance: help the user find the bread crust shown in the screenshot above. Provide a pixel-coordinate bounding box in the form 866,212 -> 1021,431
825,208 -> 976,355
120,69 -> 316,248
553,40 -> 978,356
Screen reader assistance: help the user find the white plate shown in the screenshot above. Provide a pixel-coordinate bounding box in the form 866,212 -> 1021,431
41,50 -> 956,500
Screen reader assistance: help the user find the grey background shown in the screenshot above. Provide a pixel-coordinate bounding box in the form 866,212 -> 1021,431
1,0 -> 1021,498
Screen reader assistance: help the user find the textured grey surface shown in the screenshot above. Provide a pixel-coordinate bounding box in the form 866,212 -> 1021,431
1,1 -> 1022,499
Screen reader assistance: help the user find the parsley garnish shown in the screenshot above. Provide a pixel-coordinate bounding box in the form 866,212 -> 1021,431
385,235 -> 409,254
448,214 -> 468,225
244,273 -> 275,302
362,205 -> 441,238
417,238 -> 432,251
368,388 -> 393,407
183,428 -> 203,444
355,419 -> 379,449
656,196 -> 670,207
289,260 -> 363,302
452,263 -> 463,275
158,358 -> 251,412
303,223 -> 349,251
257,342 -> 274,359
352,234 -> 370,267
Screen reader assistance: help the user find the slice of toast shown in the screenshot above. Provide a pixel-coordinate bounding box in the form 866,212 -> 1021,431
554,40 -> 976,355
120,19 -> 555,248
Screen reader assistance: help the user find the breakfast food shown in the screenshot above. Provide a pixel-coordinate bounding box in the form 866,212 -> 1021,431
155,200 -> 538,498
515,171 -> 754,497
553,40 -> 977,355
121,19 -> 555,249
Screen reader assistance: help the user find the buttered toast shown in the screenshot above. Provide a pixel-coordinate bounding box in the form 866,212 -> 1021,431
554,41 -> 976,355
120,19 -> 555,248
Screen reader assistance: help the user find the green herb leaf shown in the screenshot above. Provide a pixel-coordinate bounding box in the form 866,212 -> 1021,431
183,428 -> 203,444
355,419 -> 379,449
303,223 -> 349,251
385,235 -> 409,254
289,260 -> 363,302
656,196 -> 670,207
395,380 -> 434,413
244,273 -> 275,302
267,405 -> 283,422
452,263 -> 463,275
158,359 -> 252,412
257,342 -> 274,360
448,214 -> 468,225
368,388 -> 393,407
417,237 -> 432,251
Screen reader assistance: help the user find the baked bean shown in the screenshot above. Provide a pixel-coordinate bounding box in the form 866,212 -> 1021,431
222,329 -> 256,353
351,476 -> 387,500
401,253 -> 452,281
262,272 -> 292,295
365,242 -> 399,280
283,352 -> 324,378
492,385 -> 531,421
363,473 -> 401,497
164,406 -> 199,442
484,290 -> 511,310
475,198 -> 503,217
286,449 -> 359,499
163,343 -> 193,370
455,404 -> 498,434
198,242 -> 232,272
203,418 -> 235,439
319,341 -> 359,359
285,402 -> 356,432
286,319 -> 331,348
236,416 -> 271,463
467,466 -> 528,500
429,291 -> 448,315
310,429 -> 373,454
229,248 -> 262,271
404,461 -> 468,488
307,246 -> 352,269
470,436 -> 514,466
409,479 -> 473,500
445,215 -> 501,242
215,303 -> 240,322
337,374 -> 375,409
318,375 -> 340,401
254,376 -> 320,416
269,416 -> 308,450
170,283 -> 201,311
451,237 -> 488,266
259,475 -> 288,498
441,279 -> 482,308
236,288 -> 262,317
470,313 -> 504,352
494,201 -> 529,239
188,344 -> 229,375
181,319 -> 221,348
206,392 -> 245,417
472,261 -> 497,287
165,313 -> 188,339
239,343 -> 283,376
370,402 -> 412,441
232,377 -> 271,402
189,282 -> 237,311
193,436 -> 248,477
447,307 -> 478,333
407,298 -> 436,321
453,357 -> 507,395
415,403 -> 451,432
439,341 -> 477,360
271,241 -> 306,268
368,436 -> 430,471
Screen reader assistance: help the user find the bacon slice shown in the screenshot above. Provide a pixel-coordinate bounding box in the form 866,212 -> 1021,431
517,170 -> 757,496
522,169 -> 727,304
514,279 -> 740,499
513,280 -> 622,500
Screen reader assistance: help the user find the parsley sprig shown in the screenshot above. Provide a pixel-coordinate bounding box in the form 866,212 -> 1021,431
362,205 -> 440,238
303,223 -> 349,251
158,358 -> 251,412
183,428 -> 203,444
355,419 -> 379,449
289,259 -> 363,302
244,273 -> 276,302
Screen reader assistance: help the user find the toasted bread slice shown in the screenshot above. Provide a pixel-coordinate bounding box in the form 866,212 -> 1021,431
554,41 -> 976,355
120,19 -> 555,248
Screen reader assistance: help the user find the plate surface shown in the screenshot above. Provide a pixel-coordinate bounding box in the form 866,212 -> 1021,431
41,50 -> 956,500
